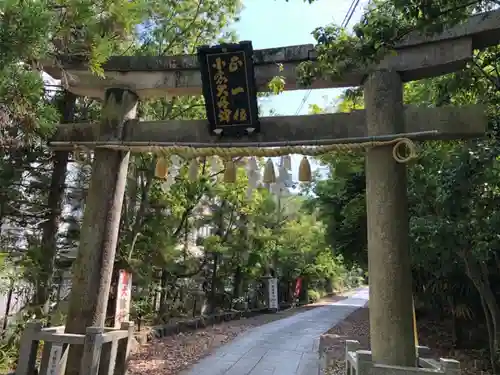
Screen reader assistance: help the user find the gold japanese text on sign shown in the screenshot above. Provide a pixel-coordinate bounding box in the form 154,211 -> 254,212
206,51 -> 252,126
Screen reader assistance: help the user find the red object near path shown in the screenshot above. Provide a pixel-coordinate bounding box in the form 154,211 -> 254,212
294,277 -> 302,298
115,269 -> 132,327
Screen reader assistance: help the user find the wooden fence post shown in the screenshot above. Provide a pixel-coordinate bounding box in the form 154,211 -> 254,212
15,321 -> 42,375
80,327 -> 104,375
113,322 -> 134,375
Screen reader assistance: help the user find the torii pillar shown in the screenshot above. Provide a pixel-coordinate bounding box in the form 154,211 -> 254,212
64,88 -> 138,375
364,70 -> 416,366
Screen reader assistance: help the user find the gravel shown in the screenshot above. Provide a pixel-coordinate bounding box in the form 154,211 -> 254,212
322,308 -> 370,375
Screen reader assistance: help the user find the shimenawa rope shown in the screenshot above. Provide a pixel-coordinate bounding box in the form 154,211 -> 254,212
152,137 -> 417,163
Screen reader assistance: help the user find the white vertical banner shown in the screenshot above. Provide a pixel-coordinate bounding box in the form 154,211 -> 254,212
115,270 -> 132,327
47,344 -> 63,375
268,278 -> 278,310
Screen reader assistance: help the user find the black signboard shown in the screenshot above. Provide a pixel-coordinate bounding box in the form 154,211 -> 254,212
197,41 -> 260,136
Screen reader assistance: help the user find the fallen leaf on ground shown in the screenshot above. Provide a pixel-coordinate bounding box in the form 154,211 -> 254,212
129,294 -> 348,375
129,324 -> 249,375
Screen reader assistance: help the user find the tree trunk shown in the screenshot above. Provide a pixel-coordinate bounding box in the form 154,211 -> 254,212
482,289 -> 500,373
34,91 -> 76,317
1,280 -> 14,335
232,266 -> 243,308
159,270 -> 168,318
462,252 -> 500,374
209,252 -> 219,313
480,294 -> 495,368
449,300 -> 458,348
0,198 -> 5,235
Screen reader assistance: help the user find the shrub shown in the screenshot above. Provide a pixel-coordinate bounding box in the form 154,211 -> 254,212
308,289 -> 321,303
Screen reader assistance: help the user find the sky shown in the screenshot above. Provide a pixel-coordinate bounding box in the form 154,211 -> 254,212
232,0 -> 367,182
235,0 -> 366,116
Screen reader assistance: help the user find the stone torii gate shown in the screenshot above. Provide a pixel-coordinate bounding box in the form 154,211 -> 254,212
45,8 -> 499,373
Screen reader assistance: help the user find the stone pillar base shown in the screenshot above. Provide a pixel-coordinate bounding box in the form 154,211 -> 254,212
341,340 -> 460,375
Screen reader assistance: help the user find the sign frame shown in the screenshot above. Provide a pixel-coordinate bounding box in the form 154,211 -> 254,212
197,41 -> 260,137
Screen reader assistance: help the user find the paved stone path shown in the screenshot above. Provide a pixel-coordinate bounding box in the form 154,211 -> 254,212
184,288 -> 369,375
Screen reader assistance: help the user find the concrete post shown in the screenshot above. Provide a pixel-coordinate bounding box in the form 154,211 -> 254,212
356,350 -> 373,374
345,340 -> 361,375
98,334 -> 118,375
114,322 -> 134,375
80,327 -> 104,375
364,70 -> 416,366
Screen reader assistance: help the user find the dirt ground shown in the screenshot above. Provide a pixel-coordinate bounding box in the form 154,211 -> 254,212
323,308 -> 491,375
128,294 -> 348,375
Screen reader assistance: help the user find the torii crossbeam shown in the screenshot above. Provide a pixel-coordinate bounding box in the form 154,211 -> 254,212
49,105 -> 485,150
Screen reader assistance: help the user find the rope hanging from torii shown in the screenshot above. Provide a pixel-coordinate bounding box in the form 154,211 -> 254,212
150,136 -> 418,191
150,137 -> 417,161
66,128 -> 427,195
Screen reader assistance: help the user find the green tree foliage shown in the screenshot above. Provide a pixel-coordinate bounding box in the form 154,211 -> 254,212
299,1 -> 500,371
299,0 -> 496,82
0,0 -> 362,371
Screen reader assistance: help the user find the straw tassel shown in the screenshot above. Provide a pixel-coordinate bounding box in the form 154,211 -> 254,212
188,158 -> 199,181
298,156 -> 312,182
224,159 -> 237,183
263,158 -> 276,184
155,157 -> 169,179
